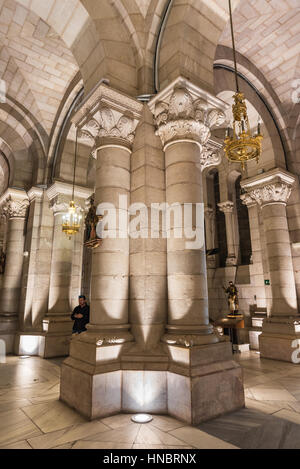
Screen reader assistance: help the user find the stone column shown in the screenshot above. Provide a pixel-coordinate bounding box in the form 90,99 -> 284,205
218,201 -> 237,266
241,168 -> 300,362
60,83 -> 143,419
148,78 -> 244,424
42,181 -> 92,358
204,207 -> 217,268
240,193 -> 266,293
0,214 -> 7,292
0,189 -> 29,353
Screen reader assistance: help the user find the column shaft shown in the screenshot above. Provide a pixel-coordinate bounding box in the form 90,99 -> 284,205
1,217 -> 26,314
90,145 -> 130,329
261,203 -> 297,315
164,141 -> 214,343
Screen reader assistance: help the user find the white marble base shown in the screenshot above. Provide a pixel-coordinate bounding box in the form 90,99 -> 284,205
14,333 -> 43,356
60,340 -> 245,424
0,314 -> 18,354
259,316 -> 300,363
0,333 -> 15,354
249,330 -> 262,350
233,343 -> 250,353
40,315 -> 73,358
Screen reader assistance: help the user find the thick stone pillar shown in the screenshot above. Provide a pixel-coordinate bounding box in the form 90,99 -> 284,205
218,201 -> 237,266
148,78 -> 244,425
241,168 -> 300,362
41,181 -> 91,358
0,189 -> 29,353
60,83 -> 143,419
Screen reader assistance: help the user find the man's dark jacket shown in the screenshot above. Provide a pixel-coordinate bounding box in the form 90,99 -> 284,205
71,304 -> 90,333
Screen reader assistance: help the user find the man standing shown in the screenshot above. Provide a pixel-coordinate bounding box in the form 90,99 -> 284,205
71,295 -> 90,334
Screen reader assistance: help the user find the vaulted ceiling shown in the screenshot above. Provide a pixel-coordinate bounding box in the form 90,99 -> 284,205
219,0 -> 300,115
0,0 -> 298,190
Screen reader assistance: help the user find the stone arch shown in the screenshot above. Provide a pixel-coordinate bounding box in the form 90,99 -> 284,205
0,103 -> 46,186
15,0 -> 139,96
0,117 -> 35,189
0,150 -> 10,196
47,72 -> 84,183
157,0 -> 241,93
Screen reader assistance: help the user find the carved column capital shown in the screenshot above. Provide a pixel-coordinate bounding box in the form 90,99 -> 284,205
240,192 -> 257,208
200,139 -> 223,171
72,83 -> 143,152
27,186 -> 44,203
204,207 -> 215,219
0,189 -> 29,220
46,181 -> 93,216
148,77 -> 227,149
240,168 -> 295,207
49,194 -> 71,216
218,201 -> 234,214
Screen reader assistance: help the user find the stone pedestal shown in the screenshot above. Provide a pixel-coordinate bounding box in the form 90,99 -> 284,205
0,189 -> 29,353
241,168 -> 300,362
167,342 -> 244,424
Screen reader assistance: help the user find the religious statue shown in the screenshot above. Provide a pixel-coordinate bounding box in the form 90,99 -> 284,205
0,249 -> 5,274
223,281 -> 239,315
84,197 -> 102,249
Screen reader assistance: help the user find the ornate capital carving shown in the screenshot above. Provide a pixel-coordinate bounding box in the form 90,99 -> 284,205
204,207 -> 215,219
200,139 -> 222,171
0,189 -> 29,220
46,182 -> 93,215
49,195 -> 70,215
240,192 -> 258,208
1,198 -> 29,219
240,168 -> 295,208
244,183 -> 292,207
27,186 -> 45,204
218,201 -> 234,214
49,194 -> 85,216
73,83 -> 143,151
149,78 -> 226,148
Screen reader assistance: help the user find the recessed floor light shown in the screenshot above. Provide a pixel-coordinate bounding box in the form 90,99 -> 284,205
131,414 -> 153,424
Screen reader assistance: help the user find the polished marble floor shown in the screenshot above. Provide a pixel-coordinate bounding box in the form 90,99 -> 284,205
1,351 -> 300,449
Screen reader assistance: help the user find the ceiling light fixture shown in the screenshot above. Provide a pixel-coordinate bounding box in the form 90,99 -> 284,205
224,0 -> 263,171
62,128 -> 82,238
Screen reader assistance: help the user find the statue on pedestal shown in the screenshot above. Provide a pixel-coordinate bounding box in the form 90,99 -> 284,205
84,197 -> 102,249
223,281 -> 239,315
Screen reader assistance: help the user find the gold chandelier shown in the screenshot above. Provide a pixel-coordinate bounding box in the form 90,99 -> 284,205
62,128 -> 82,237
224,0 -> 263,171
